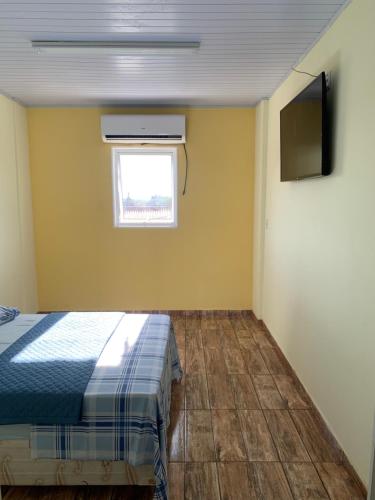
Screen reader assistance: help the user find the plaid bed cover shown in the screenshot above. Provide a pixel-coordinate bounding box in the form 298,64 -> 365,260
30,313 -> 182,500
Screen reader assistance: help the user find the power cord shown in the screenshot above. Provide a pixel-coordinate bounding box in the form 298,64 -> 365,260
139,141 -> 189,196
182,142 -> 189,196
292,67 -> 319,78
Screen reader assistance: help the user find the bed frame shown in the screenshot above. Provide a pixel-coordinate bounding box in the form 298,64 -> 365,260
0,439 -> 155,499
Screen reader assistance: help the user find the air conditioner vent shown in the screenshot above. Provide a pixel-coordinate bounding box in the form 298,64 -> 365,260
105,134 -> 182,140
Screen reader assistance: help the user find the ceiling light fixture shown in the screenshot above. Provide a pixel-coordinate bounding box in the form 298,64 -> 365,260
31,40 -> 201,55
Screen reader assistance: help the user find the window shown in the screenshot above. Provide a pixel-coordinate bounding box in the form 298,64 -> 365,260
112,148 -> 178,228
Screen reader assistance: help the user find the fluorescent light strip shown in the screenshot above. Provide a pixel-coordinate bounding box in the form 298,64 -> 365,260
31,40 -> 201,55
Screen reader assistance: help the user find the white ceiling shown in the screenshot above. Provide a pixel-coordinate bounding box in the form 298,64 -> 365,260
0,0 -> 350,107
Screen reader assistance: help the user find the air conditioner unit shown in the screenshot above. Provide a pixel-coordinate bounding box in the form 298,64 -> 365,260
101,114 -> 186,144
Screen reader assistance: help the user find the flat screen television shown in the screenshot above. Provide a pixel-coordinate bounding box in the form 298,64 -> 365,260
280,72 -> 329,181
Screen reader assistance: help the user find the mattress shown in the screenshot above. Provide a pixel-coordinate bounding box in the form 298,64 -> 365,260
0,314 -> 45,440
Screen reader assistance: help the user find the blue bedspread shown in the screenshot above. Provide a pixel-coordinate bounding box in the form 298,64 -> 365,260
0,312 -> 124,424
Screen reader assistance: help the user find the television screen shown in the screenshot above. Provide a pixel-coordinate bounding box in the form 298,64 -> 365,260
280,72 -> 329,181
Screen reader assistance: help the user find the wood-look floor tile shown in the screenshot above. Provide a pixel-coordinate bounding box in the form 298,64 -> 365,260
178,347 -> 186,373
230,374 -> 260,409
167,410 -> 185,462
220,329 -> 240,349
264,410 -> 310,462
173,318 -> 186,334
283,463 -> 329,499
238,410 -> 279,461
229,315 -> 246,330
273,374 -> 311,409
252,374 -> 287,409
242,348 -> 269,375
186,328 -> 203,348
185,373 -> 210,409
224,349 -> 247,374
201,314 -> 218,330
217,462 -> 257,500
290,410 -> 342,462
248,462 -> 294,500
185,463 -> 221,500
211,410 -> 247,461
260,347 -> 291,375
235,330 -> 257,351
252,329 -> 274,348
186,332 -> 205,374
185,348 -> 200,370
315,463 -> 366,500
168,463 -> 184,500
204,348 -> 227,375
185,410 -> 215,462
171,377 -> 185,411
201,329 -> 222,349
185,317 -> 201,330
174,328 -> 186,352
207,373 -> 236,409
238,315 -> 256,330
216,317 -> 234,330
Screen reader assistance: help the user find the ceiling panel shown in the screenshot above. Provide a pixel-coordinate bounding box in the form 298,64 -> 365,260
0,0 -> 350,106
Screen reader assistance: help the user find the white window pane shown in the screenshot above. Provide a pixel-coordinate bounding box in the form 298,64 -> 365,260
113,149 -> 177,228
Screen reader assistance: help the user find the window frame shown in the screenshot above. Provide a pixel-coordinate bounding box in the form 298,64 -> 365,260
111,147 -> 178,229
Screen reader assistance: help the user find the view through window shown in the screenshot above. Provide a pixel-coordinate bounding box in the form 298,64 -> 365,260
112,148 -> 177,227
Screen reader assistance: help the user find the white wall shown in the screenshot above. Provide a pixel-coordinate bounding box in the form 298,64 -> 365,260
252,100 -> 268,318
0,95 -> 38,312
257,0 -> 375,486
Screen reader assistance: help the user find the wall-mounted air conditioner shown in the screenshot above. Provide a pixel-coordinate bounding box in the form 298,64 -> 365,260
101,114 -> 186,144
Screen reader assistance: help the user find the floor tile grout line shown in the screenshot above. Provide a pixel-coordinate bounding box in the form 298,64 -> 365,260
279,462 -> 299,500
249,372 -> 270,410
207,326 -> 257,467
182,316 -> 187,500
309,462 -> 333,500
269,372 -> 290,409
234,330 -> 271,465
233,324 -> 262,405
245,332 -> 302,488
264,390 -> 332,499
179,315 -> 364,500
183,332 -> 188,465
233,320 -> 295,498
288,409 -> 328,464
249,333 -> 305,410
183,318 -> 344,496
255,406 -> 301,500
182,324 -> 187,499
201,329 -> 223,500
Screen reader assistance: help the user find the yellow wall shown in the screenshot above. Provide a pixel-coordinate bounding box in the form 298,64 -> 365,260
28,107 -> 255,311
0,95 -> 38,312
256,0 -> 375,485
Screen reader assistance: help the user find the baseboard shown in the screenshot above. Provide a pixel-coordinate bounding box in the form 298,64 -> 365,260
250,311 -> 368,497
38,309 -> 253,315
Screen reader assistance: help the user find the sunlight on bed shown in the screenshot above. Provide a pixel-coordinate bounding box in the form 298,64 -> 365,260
97,314 -> 148,367
10,312 -> 131,364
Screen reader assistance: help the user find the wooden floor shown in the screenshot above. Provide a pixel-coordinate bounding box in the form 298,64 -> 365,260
2,312 -> 366,500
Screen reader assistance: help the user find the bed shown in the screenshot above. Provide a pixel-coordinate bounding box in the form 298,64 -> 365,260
0,312 -> 182,500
